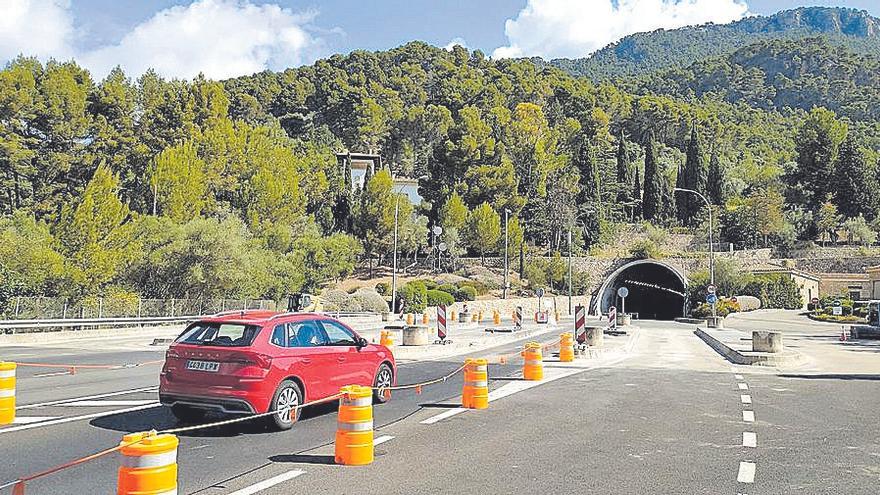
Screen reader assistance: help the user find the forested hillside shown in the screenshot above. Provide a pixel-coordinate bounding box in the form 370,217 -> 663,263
627,37 -> 880,122
543,7 -> 880,81
1,35 -> 879,308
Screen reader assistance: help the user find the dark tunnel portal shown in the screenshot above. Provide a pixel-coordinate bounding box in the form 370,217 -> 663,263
600,261 -> 686,320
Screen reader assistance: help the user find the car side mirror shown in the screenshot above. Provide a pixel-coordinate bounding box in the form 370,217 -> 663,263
356,337 -> 368,348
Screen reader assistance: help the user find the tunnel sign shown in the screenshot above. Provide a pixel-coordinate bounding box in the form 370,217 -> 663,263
706,293 -> 718,304
707,284 -> 717,294
617,287 -> 629,298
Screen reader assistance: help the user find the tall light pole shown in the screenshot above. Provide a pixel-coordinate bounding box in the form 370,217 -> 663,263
567,227 -> 573,315
674,187 -> 715,315
503,208 -> 510,299
390,193 -> 401,313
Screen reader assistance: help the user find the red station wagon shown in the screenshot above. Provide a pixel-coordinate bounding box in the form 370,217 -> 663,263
159,311 -> 395,430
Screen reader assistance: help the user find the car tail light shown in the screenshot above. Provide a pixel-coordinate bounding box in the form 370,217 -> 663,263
165,349 -> 180,360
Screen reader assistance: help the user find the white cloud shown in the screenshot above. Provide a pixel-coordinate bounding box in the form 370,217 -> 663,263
0,0 -> 75,61
444,37 -> 469,51
0,0 -> 328,79
493,0 -> 750,59
80,0 -> 325,79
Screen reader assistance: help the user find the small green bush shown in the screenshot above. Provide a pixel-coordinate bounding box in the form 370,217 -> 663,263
398,281 -> 427,312
456,280 -> 488,296
455,285 -> 477,301
426,289 -> 455,307
437,284 -> 457,294
629,239 -> 664,260
692,298 -> 741,318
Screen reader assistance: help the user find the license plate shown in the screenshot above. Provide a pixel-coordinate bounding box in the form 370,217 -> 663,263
186,360 -> 219,372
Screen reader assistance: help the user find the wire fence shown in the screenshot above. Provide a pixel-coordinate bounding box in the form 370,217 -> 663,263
2,297 -> 278,320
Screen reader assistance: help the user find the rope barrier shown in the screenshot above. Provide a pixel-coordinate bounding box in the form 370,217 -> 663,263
374,363 -> 467,396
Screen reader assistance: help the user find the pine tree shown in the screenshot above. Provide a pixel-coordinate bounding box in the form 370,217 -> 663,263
834,135 -> 878,220
642,132 -> 663,222
707,146 -> 725,205
789,108 -> 848,209
333,157 -> 354,232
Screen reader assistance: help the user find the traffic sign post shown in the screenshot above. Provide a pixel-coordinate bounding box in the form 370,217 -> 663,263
574,305 -> 586,344
436,305 -> 448,343
706,293 -> 718,305
617,286 -> 629,316
707,284 -> 717,318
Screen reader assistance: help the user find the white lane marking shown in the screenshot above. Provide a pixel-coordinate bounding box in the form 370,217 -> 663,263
743,410 -> 755,422
734,374 -> 744,380
66,400 -> 156,407
33,371 -> 72,378
12,416 -> 57,424
0,403 -> 160,434
741,394 -> 752,404
738,383 -> 749,390
227,469 -> 306,495
737,462 -> 756,483
743,431 -> 757,447
420,354 -> 631,425
374,435 -> 394,446
420,407 -> 466,425
17,386 -> 157,410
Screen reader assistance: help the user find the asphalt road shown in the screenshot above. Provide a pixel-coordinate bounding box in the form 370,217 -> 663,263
3,312 -> 880,494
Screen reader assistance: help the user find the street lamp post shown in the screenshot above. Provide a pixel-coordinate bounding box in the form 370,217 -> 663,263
390,194 -> 400,313
503,208 -> 510,299
674,187 -> 715,316
567,228 -> 573,315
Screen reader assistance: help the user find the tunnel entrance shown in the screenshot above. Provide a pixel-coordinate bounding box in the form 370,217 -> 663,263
594,260 -> 687,320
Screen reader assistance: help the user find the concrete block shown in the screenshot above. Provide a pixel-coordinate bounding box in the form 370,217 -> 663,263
584,326 -> 604,347
752,331 -> 783,353
401,325 -> 433,346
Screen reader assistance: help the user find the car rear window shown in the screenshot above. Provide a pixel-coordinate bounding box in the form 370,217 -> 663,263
176,322 -> 261,347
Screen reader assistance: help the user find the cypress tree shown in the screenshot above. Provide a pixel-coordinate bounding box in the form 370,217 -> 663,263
642,131 -> 663,222
707,146 -> 725,205
632,169 -> 642,220
681,123 -> 707,225
616,132 -> 631,202
834,136 -> 878,220
575,137 -> 600,205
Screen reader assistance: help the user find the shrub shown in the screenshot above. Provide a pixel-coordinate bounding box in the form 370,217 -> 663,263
455,285 -> 477,301
629,239 -> 664,259
437,284 -> 457,295
321,289 -> 352,311
692,298 -> 740,318
375,282 -> 389,296
398,281 -> 427,312
456,280 -> 488,295
742,275 -> 802,310
352,288 -> 389,313
426,289 -> 455,307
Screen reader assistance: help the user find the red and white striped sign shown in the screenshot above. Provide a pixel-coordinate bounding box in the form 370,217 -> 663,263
514,306 -> 523,329
437,305 -> 447,340
574,305 -> 586,344
608,306 -> 617,324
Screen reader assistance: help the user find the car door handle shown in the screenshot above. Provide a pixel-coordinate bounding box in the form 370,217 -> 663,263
337,356 -> 346,362
301,358 -> 311,365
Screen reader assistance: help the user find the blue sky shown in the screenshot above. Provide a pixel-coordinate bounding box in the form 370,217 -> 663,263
2,1 -> 878,79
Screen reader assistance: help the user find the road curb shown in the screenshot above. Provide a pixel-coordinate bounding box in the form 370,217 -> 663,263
694,328 -> 807,367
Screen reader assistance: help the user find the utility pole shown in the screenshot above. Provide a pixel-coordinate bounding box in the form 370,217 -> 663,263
390,193 -> 400,313
567,227 -> 573,315
503,208 -> 510,299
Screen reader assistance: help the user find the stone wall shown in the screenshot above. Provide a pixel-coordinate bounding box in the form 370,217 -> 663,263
429,295 -> 591,317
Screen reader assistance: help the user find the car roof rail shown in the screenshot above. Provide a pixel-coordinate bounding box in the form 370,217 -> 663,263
212,309 -> 269,317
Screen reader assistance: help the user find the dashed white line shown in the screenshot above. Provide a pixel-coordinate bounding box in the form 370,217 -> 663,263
738,383 -> 749,390
227,469 -> 306,495
420,407 -> 466,425
737,462 -> 756,483
66,400 -> 156,407
743,410 -> 755,422
17,386 -> 157,410
373,435 -> 394,446
12,416 -> 57,424
743,432 -> 757,448
734,374 -> 744,380
740,394 -> 752,404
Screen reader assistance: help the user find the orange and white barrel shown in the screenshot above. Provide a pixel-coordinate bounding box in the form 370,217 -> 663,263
522,342 -> 544,381
335,385 -> 374,465
117,431 -> 178,495
461,358 -> 489,409
0,362 -> 15,425
559,333 -> 575,362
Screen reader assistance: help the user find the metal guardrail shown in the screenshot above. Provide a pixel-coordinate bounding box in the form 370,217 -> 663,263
0,311 -> 383,334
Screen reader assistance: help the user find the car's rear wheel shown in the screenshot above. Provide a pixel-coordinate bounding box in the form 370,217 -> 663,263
373,363 -> 394,404
169,404 -> 206,423
268,380 -> 303,431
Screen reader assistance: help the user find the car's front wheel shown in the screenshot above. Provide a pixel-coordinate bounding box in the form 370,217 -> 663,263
268,380 -> 303,431
373,363 -> 394,404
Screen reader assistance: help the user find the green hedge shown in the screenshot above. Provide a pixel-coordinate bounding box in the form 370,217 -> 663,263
426,289 -> 455,307
455,285 -> 477,301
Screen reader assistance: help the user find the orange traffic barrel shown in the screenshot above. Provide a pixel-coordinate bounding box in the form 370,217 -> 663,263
405,313 -> 414,325
450,310 -> 457,322
380,330 -> 394,347
559,333 -> 575,362
461,358 -> 489,409
335,385 -> 374,465
493,310 -> 501,325
0,362 -> 15,425
117,431 -> 178,495
522,342 -> 544,381
422,312 -> 429,324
